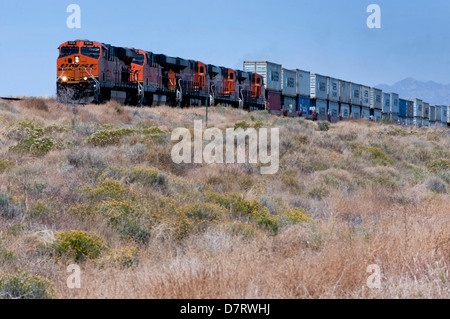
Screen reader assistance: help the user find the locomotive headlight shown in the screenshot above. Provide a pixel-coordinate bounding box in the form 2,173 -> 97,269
83,76 -> 88,81
62,76 -> 67,82
75,56 -> 79,63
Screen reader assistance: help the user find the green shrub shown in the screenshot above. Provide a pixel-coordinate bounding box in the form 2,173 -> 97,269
87,128 -> 135,146
54,230 -> 107,262
317,121 -> 330,132
7,121 -> 57,155
234,121 -> 250,130
100,200 -> 151,244
0,270 -> 55,299
129,166 -> 167,187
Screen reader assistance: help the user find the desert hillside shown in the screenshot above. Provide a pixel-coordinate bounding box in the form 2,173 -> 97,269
0,98 -> 449,299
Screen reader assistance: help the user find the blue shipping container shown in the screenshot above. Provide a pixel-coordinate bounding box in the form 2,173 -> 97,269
297,96 -> 310,114
399,99 -> 407,117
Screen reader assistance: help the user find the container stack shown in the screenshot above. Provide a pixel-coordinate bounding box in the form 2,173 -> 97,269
310,73 -> 328,120
382,92 -> 391,119
339,80 -> 351,119
295,69 -> 311,115
350,83 -> 362,119
281,68 -> 297,114
389,93 -> 399,123
429,105 -> 436,126
361,85 -> 371,119
423,102 -> 430,127
370,88 -> 383,121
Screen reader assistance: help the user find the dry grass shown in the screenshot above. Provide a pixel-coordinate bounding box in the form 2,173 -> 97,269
0,98 -> 449,299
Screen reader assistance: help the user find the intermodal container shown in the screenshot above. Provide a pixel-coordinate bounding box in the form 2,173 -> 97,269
361,86 -> 370,107
327,77 -> 340,102
297,96 -> 310,114
296,69 -> 310,97
350,83 -> 362,106
281,68 -> 297,97
283,96 -> 296,113
361,106 -> 370,119
243,61 -> 282,92
382,92 -> 391,114
399,99 -> 407,117
340,103 -> 350,118
389,93 -> 399,115
266,90 -> 281,111
440,105 -> 449,124
435,105 -> 442,123
310,74 -> 328,100
423,102 -> 430,126
409,98 -> 423,118
370,88 -> 382,110
406,99 -> 414,119
429,105 -> 436,124
374,109 -> 382,122
310,99 -> 327,115
351,105 -> 361,119
328,101 -> 339,117
340,81 -> 351,104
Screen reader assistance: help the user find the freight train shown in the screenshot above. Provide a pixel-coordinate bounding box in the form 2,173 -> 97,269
56,40 -> 450,127
56,40 -> 265,109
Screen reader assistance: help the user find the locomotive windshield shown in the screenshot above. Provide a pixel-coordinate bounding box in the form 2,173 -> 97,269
81,47 -> 101,59
60,46 -> 79,57
132,54 -> 145,65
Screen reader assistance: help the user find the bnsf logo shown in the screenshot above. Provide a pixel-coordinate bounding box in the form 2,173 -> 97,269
59,63 -> 96,70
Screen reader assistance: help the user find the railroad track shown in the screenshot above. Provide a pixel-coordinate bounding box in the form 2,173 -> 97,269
0,97 -> 22,101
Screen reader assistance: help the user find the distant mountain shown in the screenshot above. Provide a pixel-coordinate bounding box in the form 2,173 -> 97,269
375,78 -> 450,105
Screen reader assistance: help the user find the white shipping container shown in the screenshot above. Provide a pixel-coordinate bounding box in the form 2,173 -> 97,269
341,104 -> 350,118
310,74 -> 328,100
382,92 -> 390,114
361,86 -> 370,107
389,93 -> 399,114
350,83 -> 361,106
409,98 -> 423,118
281,68 -> 297,97
327,77 -> 340,102
370,88 -> 382,110
243,61 -> 282,92
295,69 -> 310,97
339,81 -> 351,104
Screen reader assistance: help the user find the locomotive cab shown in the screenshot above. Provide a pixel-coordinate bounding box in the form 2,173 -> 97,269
57,40 -> 103,103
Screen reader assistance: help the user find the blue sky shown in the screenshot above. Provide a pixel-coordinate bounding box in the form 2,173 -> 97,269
0,0 -> 449,97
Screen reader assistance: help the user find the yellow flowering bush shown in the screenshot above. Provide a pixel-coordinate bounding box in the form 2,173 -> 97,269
109,246 -> 140,268
84,178 -> 135,201
54,230 -> 107,262
129,166 -> 167,186
0,270 -> 55,299
281,207 -> 311,225
207,192 -> 280,234
100,199 -> 152,244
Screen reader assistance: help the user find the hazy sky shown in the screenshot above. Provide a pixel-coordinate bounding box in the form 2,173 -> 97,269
1,0 -> 449,97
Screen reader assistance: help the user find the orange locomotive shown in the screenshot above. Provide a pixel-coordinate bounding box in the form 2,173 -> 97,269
57,40 -> 266,109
